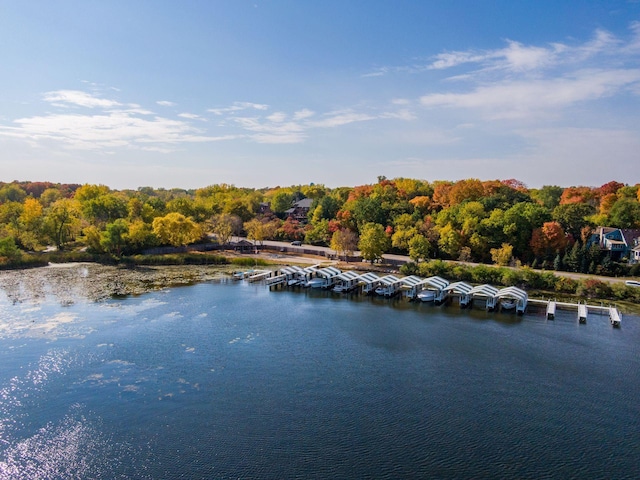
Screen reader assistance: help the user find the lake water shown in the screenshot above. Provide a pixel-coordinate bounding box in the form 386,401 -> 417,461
0,270 -> 639,479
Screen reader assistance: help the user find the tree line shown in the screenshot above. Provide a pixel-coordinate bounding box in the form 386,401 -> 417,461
1,178 -> 640,278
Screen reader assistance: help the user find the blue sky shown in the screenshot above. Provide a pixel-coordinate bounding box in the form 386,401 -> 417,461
1,0 -> 639,190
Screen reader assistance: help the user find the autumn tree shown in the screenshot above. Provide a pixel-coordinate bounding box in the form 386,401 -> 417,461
18,197 -> 44,250
358,222 -> 389,263
211,213 -> 242,246
44,198 -> 80,250
152,212 -> 202,247
530,221 -> 570,259
330,229 -> 358,260
490,243 -> 514,266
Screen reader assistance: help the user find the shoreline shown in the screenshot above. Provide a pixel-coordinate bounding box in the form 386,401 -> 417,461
1,255 -> 639,315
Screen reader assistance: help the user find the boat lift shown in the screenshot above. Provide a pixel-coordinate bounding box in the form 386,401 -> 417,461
333,271 -> 362,293
495,286 -> 528,314
442,282 -> 474,308
469,284 -> 500,311
358,272 -> 381,294
416,276 -> 450,304
375,275 -> 404,297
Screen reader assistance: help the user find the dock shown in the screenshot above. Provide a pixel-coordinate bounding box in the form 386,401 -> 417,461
546,301 -> 556,320
609,307 -> 622,327
578,303 -> 587,324
241,267 -> 625,328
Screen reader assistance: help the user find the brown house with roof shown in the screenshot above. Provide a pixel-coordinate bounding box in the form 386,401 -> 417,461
285,198 -> 314,222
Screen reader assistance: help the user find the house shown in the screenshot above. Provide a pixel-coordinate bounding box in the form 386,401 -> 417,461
285,198 -> 314,222
258,202 -> 272,215
589,227 -> 640,262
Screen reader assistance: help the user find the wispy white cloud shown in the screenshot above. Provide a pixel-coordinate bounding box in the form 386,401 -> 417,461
266,112 -> 287,123
157,100 -> 176,107
43,90 -> 122,108
178,112 -> 204,120
308,109 -> 376,128
418,23 -> 640,120
0,91 -> 239,151
227,106 -> 410,144
420,68 -> 640,119
208,102 -> 269,115
293,108 -> 315,120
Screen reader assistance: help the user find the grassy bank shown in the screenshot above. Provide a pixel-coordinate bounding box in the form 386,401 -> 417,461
0,251 -> 271,270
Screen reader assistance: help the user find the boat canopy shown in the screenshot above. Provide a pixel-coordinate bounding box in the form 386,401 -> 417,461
280,266 -> 305,276
469,284 -> 500,298
358,272 -> 380,285
495,286 -> 528,302
400,275 -> 423,288
335,271 -> 361,282
377,275 -> 403,286
315,266 -> 342,278
443,281 -> 473,295
418,276 -> 450,290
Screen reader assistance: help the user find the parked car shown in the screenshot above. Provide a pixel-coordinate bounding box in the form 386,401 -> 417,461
290,240 -> 302,246
625,280 -> 640,288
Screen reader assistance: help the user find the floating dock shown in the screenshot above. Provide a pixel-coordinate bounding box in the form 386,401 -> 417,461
578,303 -> 587,324
546,301 -> 556,320
249,267 -> 623,328
609,307 -> 622,327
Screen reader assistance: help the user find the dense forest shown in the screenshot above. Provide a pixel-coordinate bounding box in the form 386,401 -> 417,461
1,177 -> 640,279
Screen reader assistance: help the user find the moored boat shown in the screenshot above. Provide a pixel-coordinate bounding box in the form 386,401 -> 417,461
417,290 -> 436,302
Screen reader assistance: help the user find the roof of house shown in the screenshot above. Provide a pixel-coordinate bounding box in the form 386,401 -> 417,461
621,229 -> 640,247
285,197 -> 314,213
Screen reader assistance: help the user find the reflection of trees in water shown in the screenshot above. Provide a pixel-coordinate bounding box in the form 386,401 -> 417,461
0,264 -> 229,304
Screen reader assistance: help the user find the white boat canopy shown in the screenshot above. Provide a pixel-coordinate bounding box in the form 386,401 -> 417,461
495,286 -> 528,302
418,276 -> 450,290
358,272 -> 380,285
400,275 -> 423,288
377,275 -> 403,287
443,281 -> 473,295
315,266 -> 342,278
335,271 -> 361,282
469,284 -> 500,298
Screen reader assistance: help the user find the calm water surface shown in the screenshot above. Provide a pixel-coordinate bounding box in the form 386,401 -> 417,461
0,272 -> 639,479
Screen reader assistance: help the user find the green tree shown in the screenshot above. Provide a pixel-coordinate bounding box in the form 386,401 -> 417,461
0,236 -> 20,262
100,219 -> 129,256
608,198 -> 640,229
304,219 -> 331,245
358,222 -> 389,263
437,223 -> 463,258
270,191 -> 294,216
0,184 -> 27,203
408,234 -> 431,262
531,185 -> 563,210
552,203 -> 595,238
